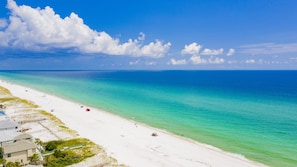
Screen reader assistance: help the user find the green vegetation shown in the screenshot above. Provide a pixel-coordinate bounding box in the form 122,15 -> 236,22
6,161 -> 20,167
29,153 -> 40,165
0,158 -> 6,166
45,140 -> 64,151
16,99 -> 39,108
0,97 -> 15,103
0,85 -> 39,108
38,110 -> 63,124
0,147 -> 5,166
0,86 -> 12,95
0,97 -> 39,108
58,125 -> 78,136
34,138 -> 43,146
0,147 -> 3,158
43,138 -> 102,167
37,110 -> 78,136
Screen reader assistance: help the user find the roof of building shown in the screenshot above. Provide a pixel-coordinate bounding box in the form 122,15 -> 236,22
0,119 -> 19,130
0,130 -> 21,143
14,133 -> 33,141
2,140 -> 37,154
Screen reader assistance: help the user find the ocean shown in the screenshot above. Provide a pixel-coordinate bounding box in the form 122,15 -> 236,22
0,70 -> 296,167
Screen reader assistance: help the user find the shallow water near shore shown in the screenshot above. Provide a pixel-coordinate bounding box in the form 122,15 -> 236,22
0,70 -> 297,167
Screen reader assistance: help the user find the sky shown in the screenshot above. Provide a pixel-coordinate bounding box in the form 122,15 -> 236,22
0,0 -> 297,70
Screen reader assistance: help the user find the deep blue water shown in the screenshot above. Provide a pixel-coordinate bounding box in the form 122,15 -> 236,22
0,70 -> 296,167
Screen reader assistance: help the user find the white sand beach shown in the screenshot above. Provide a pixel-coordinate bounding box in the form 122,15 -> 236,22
0,80 -> 266,167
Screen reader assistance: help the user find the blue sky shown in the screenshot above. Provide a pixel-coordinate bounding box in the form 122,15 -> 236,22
0,0 -> 297,70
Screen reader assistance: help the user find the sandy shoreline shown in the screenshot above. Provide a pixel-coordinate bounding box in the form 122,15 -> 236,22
0,80 -> 266,167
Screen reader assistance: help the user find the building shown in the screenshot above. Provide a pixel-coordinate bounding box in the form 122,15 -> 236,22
2,140 -> 37,165
14,133 -> 33,142
0,119 -> 22,147
0,130 -> 21,147
0,120 -> 19,131
0,121 -> 37,166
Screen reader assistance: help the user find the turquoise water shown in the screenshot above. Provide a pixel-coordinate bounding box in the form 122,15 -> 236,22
0,70 -> 296,167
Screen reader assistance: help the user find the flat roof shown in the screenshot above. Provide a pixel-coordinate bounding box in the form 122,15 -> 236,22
0,130 -> 21,143
0,120 -> 19,130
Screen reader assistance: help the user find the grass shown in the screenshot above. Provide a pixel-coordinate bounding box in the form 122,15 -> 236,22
0,97 -> 16,103
58,125 -> 78,136
0,97 -> 39,108
0,86 -> 12,95
16,99 -> 39,108
38,110 -> 78,136
0,85 -> 38,108
43,138 -> 115,167
38,110 -> 64,124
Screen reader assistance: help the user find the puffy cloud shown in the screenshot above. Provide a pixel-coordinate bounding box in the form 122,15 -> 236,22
169,58 -> 187,65
190,55 -> 207,64
0,19 -> 7,29
181,42 -> 202,55
201,48 -> 223,56
182,42 -> 226,65
209,56 -> 225,64
189,55 -> 224,65
240,42 -> 297,55
226,48 -> 235,56
0,0 -> 171,58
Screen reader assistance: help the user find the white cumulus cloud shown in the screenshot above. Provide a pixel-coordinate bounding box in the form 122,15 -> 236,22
189,55 -> 225,65
182,42 -> 226,65
181,42 -> 202,55
169,58 -> 187,65
190,55 -> 207,64
201,48 -> 224,56
209,56 -> 225,64
0,19 -> 7,29
0,0 -> 171,58
226,48 -> 235,56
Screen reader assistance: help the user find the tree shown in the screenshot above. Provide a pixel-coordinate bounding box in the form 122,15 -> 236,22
0,147 -> 4,166
6,161 -> 21,167
34,138 -> 43,146
29,153 -> 39,164
53,150 -> 66,158
0,148 -> 3,159
0,158 -> 6,165
45,141 -> 63,151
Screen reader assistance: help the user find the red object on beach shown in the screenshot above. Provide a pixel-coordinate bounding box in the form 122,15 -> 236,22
86,108 -> 90,111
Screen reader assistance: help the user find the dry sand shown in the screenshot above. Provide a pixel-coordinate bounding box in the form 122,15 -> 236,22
0,80 -> 267,167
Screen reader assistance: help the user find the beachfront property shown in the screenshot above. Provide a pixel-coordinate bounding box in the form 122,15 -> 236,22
0,130 -> 21,147
2,139 -> 37,165
0,131 -> 37,165
0,118 -> 37,166
0,119 -> 19,131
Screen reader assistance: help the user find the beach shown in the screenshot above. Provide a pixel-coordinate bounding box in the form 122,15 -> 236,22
0,80 -> 266,167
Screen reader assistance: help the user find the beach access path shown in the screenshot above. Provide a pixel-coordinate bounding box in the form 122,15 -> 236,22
0,80 -> 267,167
